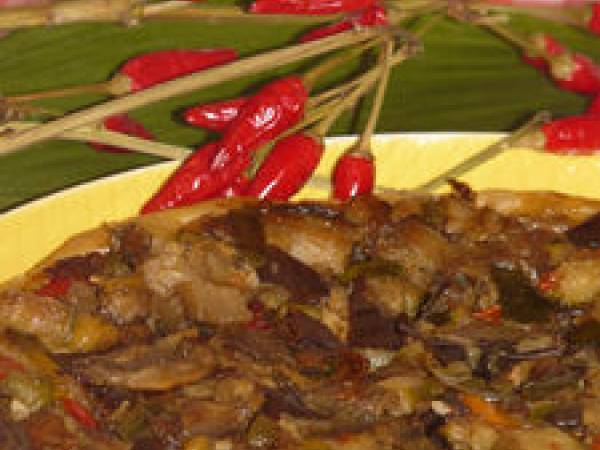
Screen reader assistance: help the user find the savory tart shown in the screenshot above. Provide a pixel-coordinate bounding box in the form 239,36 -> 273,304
2,187 -> 600,450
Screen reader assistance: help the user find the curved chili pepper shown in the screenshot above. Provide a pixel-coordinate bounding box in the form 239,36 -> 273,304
246,133 -> 324,200
62,398 -> 98,430
588,3 -> 600,36
90,114 -> 154,153
550,52 -> 600,95
220,174 -> 251,198
211,74 -> 308,173
522,33 -> 565,73
588,95 -> 600,116
250,0 -> 376,15
141,142 -> 219,213
114,49 -> 238,93
298,4 -> 387,43
142,75 -> 308,213
332,149 -> 374,200
540,115 -> 600,154
183,97 -> 247,131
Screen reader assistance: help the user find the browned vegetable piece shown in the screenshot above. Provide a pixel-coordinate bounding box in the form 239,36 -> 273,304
73,329 -> 215,390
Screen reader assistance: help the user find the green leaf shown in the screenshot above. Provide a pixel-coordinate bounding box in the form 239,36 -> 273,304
0,12 -> 599,210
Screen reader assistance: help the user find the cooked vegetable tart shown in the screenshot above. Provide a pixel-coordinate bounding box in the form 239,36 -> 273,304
3,187 -> 600,449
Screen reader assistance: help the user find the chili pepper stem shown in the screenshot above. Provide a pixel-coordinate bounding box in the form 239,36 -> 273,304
355,39 -> 394,153
0,0 -> 341,31
469,3 -> 584,28
416,111 -> 551,192
312,44 -> 414,136
479,20 -> 537,55
0,28 -> 381,157
302,35 -> 387,90
0,0 -> 143,29
0,121 -> 191,159
146,4 -> 343,24
6,81 -> 113,105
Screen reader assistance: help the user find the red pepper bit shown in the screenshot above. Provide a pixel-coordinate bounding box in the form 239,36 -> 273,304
332,148 -> 375,201
250,0 -> 376,15
0,355 -> 25,381
245,132 -> 324,200
538,270 -> 558,293
183,97 -> 247,132
298,3 -> 387,42
540,115 -> 600,155
62,398 -> 98,430
472,304 -> 502,325
246,299 -> 272,330
35,275 -> 72,298
588,95 -> 600,116
90,114 -> 154,154
588,3 -> 600,37
112,49 -> 238,94
550,51 -> 600,95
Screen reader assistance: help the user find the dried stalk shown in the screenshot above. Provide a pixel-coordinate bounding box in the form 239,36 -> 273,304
0,0 -> 341,30
416,111 -> 551,192
1,121 -> 191,159
144,3 -> 343,24
0,28 -> 382,157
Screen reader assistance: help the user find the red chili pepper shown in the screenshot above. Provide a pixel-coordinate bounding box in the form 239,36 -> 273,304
297,4 -> 387,42
0,355 -> 25,381
220,174 -> 251,198
472,304 -> 502,325
250,0 -> 376,15
183,97 -> 247,131
142,142 -> 219,213
90,114 -> 154,153
540,115 -> 600,154
588,95 -> 600,116
115,49 -> 238,93
142,76 -> 307,213
522,33 -> 565,73
550,51 -> 600,95
62,398 -> 98,430
246,133 -> 323,200
587,3 -> 600,36
332,149 -> 374,200
35,275 -> 72,298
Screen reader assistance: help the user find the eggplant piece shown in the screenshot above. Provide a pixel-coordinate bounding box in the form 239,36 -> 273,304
277,310 -> 341,351
257,246 -> 329,305
347,278 -> 406,349
566,213 -> 600,248
567,320 -> 600,349
519,360 -> 585,401
544,404 -> 582,431
427,338 -> 467,366
491,267 -> 554,323
262,385 -> 326,419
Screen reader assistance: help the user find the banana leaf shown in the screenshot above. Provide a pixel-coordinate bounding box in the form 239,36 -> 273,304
0,8 -> 598,210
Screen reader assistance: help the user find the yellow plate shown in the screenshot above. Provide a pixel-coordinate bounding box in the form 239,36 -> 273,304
3,132 -> 600,283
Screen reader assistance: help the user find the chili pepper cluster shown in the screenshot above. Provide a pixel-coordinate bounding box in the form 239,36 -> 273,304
512,31 -> 600,154
7,0 -> 600,212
